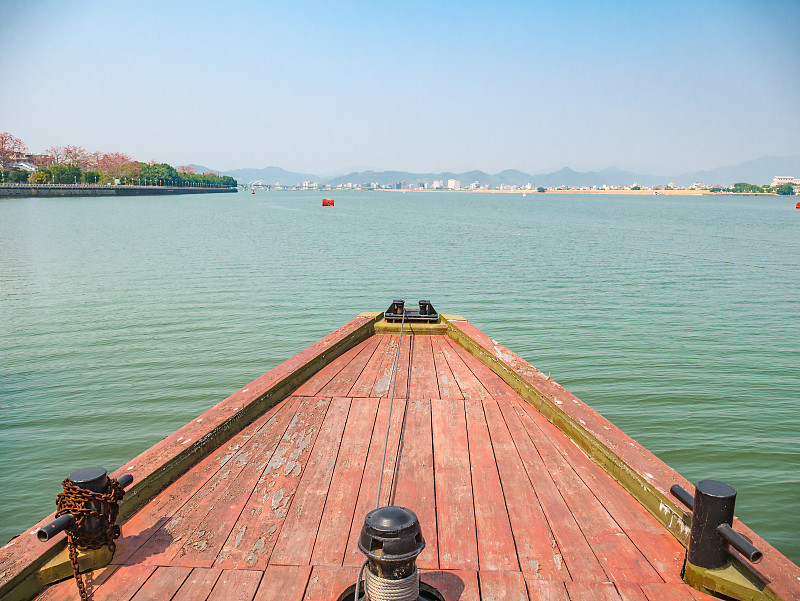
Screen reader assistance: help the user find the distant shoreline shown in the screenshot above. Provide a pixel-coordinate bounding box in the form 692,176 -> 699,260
379,188 -> 780,196
0,184 -> 238,199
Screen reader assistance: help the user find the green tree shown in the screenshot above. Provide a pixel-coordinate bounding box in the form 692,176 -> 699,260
776,183 -> 796,195
537,186 -> 546,193
10,168 -> 29,183
48,163 -> 82,184
83,170 -> 102,184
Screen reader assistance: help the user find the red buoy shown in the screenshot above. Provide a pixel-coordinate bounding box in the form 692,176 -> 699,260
796,201 -> 800,209
251,189 -> 255,194
322,198 -> 334,206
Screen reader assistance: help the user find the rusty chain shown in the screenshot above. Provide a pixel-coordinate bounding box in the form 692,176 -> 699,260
55,477 -> 125,601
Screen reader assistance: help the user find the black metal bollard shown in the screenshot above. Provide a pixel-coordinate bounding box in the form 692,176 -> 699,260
358,506 -> 425,580
687,480 -> 735,568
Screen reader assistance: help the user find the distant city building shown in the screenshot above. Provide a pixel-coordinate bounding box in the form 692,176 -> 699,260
447,179 -> 460,190
771,176 -> 799,186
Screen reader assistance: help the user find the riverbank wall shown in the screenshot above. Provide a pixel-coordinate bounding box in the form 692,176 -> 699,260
0,184 -> 238,198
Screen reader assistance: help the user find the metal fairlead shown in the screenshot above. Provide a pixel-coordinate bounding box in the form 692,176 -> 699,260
385,300 -> 439,323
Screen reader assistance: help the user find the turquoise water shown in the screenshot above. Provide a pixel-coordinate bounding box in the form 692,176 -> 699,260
1,191 -> 798,562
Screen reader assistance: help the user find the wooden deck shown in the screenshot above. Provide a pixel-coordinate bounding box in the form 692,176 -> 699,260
34,333 -> 720,601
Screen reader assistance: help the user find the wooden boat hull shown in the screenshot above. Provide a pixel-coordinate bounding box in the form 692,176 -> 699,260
1,312 -> 797,601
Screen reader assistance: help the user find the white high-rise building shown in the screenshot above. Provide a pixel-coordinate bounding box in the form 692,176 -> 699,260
447,179 -> 460,190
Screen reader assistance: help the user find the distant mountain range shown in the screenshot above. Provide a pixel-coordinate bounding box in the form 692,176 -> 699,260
191,155 -> 800,188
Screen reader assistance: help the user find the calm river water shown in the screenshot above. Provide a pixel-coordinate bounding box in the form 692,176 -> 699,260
1,191 -> 798,561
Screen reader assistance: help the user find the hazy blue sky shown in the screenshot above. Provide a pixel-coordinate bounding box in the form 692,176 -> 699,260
2,0 -> 798,175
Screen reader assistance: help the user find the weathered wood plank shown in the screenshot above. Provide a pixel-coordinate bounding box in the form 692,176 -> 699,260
513,404 -> 663,583
392,334 -> 412,398
409,335 -> 440,398
343,397 -> 408,565
114,402 -> 292,565
483,400 -> 569,581
311,397 -> 379,564
516,401 -> 684,582
498,401 -> 607,581
523,579 -> 570,601
80,564 -> 155,601
205,569 -> 262,601
464,400 -> 518,571
303,565 -> 358,601
215,397 -> 331,569
369,335 -> 401,397
565,582 -> 622,601
420,570 -> 480,601
438,337 -> 491,400
268,397 -> 352,565
431,398 -> 478,570
170,398 -> 301,567
639,583 -> 697,601
129,566 -> 192,601
318,337 -> 381,397
253,565 -> 312,601
448,338 -> 517,399
615,583 -> 650,601
123,398 -> 299,568
430,336 -> 463,399
293,342 -> 365,397
171,568 -> 223,601
391,398 -> 438,569
350,335 -> 391,397
479,570 -> 529,601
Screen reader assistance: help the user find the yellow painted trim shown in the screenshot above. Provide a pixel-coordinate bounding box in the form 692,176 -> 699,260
38,546 -> 113,587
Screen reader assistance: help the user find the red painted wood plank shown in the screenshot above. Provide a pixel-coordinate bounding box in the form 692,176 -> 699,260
35,565 -> 119,601
392,334 -> 412,398
130,566 -> 192,601
294,341 -> 367,397
311,397 -> 379,564
369,335 -> 401,397
171,397 -> 302,567
303,565 -> 359,601
498,401 -> 607,582
464,400 -> 518,571
350,335 -> 391,397
318,336 -> 381,396
391,398 -> 438,569
84,564 -> 156,601
513,404 -> 663,584
114,401 -> 293,564
447,338 -> 517,398
343,397 -> 408,565
215,397 -> 332,569
516,401 -> 684,582
639,583 -> 696,601
268,396 -> 352,565
430,336 -> 463,399
685,585 -> 722,601
615,583 -> 649,601
438,337 -> 491,400
566,582 -> 621,601
253,565 -> 312,601
479,570 -> 529,601
206,569 -> 263,601
482,400 -> 570,581
431,398 -> 478,570
420,570 -> 480,601
523,579 -> 569,601
124,398 -> 299,568
171,568 -> 223,601
409,335 -> 440,398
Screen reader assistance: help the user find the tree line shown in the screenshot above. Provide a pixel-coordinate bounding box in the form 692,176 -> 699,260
0,132 -> 236,187
709,182 -> 797,195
